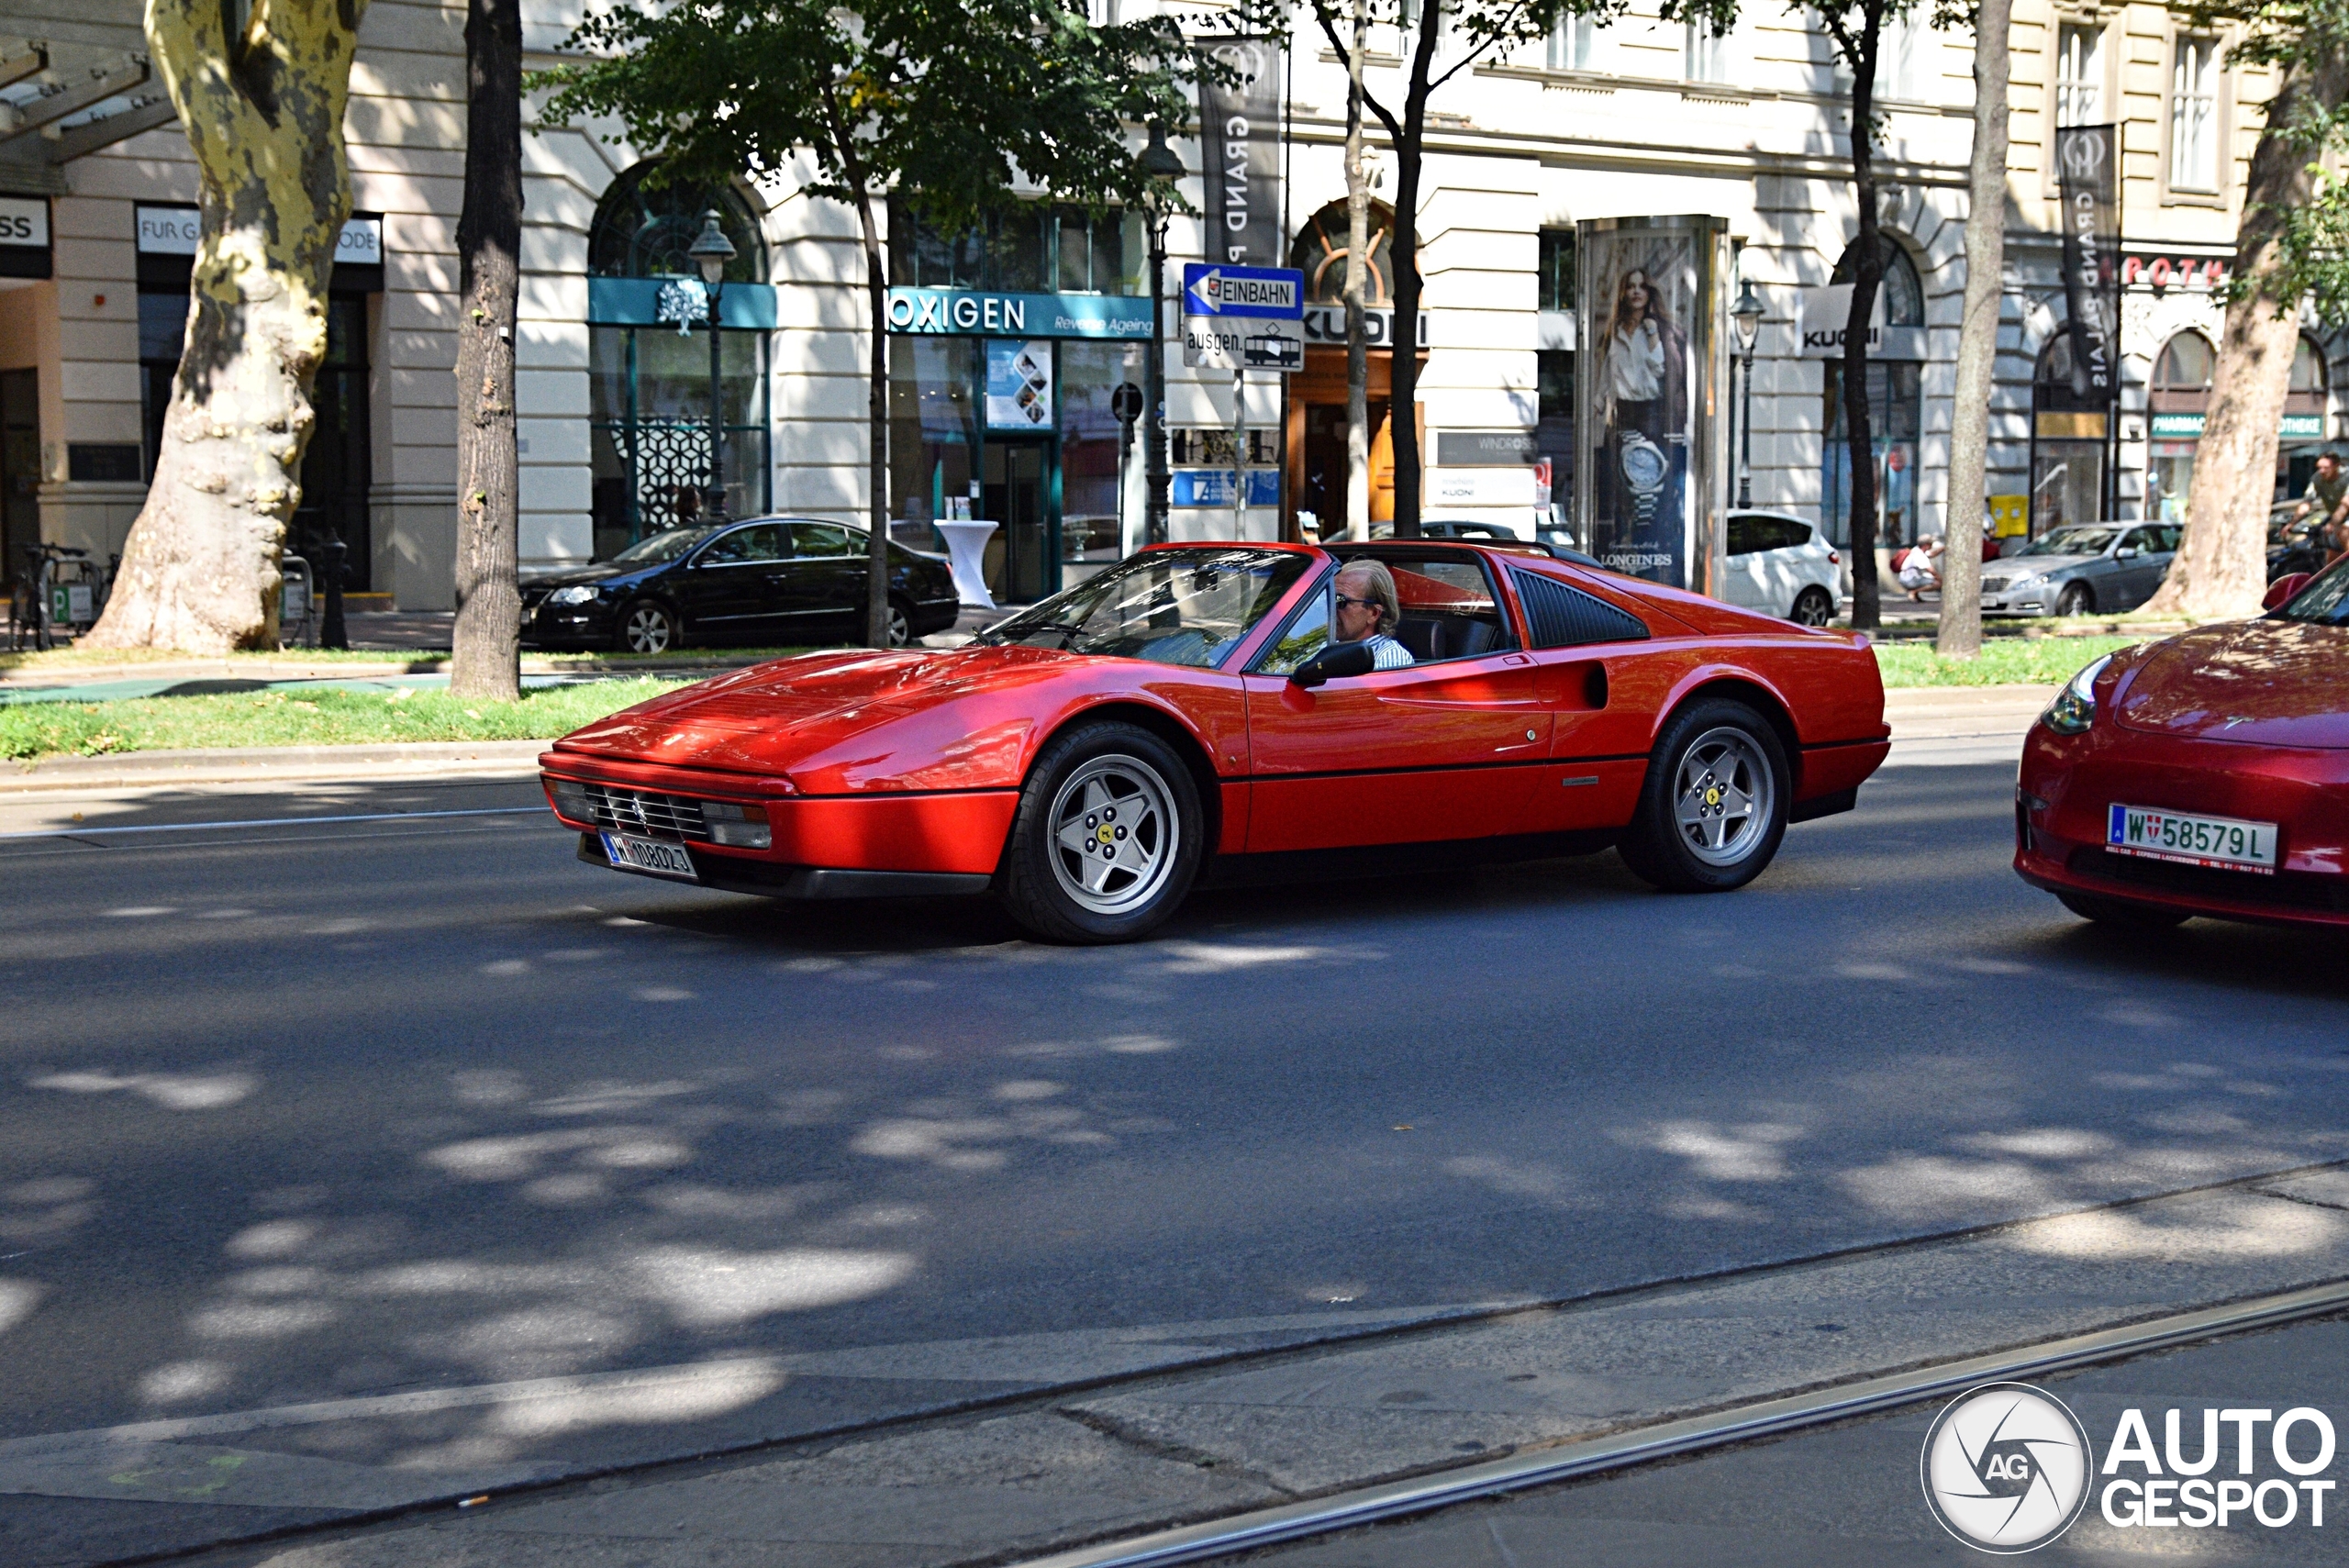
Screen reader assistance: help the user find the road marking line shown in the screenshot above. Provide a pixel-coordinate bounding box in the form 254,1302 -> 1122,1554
1017,1273 -> 2349,1568
0,806 -> 542,841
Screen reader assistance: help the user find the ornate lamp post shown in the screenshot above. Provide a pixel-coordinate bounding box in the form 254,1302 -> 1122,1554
1731,279 -> 1765,509
1138,122 -> 1186,546
688,210 -> 738,522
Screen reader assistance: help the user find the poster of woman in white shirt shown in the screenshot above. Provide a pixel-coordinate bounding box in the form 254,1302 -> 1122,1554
1593,243 -> 1693,584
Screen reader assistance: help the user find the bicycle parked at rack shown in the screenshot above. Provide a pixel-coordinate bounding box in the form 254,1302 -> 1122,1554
7,543 -> 110,651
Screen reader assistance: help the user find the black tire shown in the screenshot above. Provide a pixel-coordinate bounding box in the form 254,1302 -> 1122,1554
886,595 -> 914,649
2056,891 -> 2189,929
2054,583 -> 2093,617
1791,586 -> 1835,628
998,721 -> 1204,943
1618,697 -> 1791,893
616,599 -> 679,655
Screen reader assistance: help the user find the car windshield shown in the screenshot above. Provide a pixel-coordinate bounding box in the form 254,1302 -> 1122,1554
2009,527 -> 2117,558
978,549 -> 1312,668
608,527 -> 716,565
2271,557 -> 2349,626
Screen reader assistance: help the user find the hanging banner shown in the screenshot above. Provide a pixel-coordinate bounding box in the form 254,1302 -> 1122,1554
2054,124 -> 2121,406
1197,39 -> 1285,268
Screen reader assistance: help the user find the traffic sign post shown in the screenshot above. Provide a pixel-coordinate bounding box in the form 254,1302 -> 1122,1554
1180,265 -> 1305,536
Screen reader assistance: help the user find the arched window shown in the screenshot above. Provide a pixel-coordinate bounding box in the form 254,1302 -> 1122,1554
2289,335 -> 2327,397
589,166 -> 765,282
1289,198 -> 1404,306
2151,331 -> 2215,406
1830,237 -> 1924,327
587,164 -> 770,559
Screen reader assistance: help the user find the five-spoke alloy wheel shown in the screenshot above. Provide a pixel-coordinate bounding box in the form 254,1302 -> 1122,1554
1001,721 -> 1203,942
1619,697 -> 1790,892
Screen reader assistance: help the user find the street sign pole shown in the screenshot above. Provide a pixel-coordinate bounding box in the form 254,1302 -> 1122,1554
1233,367 -> 1247,541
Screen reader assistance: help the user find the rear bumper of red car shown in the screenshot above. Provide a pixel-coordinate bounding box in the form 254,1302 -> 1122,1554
539,749 -> 1018,888
2014,720 -> 2349,928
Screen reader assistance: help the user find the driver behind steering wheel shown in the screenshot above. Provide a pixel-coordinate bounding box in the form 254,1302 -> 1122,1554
1332,562 -> 1414,669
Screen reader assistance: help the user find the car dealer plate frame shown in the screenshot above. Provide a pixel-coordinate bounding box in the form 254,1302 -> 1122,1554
600,830 -> 701,882
2106,804 -> 2278,875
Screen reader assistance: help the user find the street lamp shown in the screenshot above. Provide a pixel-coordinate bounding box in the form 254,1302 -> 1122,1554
688,209 -> 738,522
1731,278 -> 1764,509
1138,121 -> 1186,546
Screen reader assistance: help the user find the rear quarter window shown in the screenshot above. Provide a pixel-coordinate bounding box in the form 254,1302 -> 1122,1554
1510,569 -> 1652,650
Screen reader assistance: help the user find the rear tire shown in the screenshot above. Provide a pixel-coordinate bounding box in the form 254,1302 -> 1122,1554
886,595 -> 914,648
2056,891 -> 2189,929
999,721 -> 1204,943
1791,586 -> 1835,627
616,599 -> 679,655
2055,583 -> 2093,617
1619,698 -> 1790,893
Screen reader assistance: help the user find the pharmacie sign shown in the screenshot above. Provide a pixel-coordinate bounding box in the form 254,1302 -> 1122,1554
2150,411 -> 2324,441
886,287 -> 1154,339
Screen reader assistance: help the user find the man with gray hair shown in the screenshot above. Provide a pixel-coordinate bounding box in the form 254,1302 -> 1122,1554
1331,560 -> 1414,669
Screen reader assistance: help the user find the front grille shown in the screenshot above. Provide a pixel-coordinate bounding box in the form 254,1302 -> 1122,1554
578,783 -> 709,842
2066,846 -> 2349,914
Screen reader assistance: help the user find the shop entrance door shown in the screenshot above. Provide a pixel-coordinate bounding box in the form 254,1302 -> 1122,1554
288,298 -> 372,589
0,371 -> 36,583
2032,442 -> 2105,536
982,439 -> 1052,603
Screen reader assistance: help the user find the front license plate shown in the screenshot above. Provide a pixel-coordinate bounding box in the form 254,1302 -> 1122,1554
601,831 -> 700,882
2106,805 -> 2278,874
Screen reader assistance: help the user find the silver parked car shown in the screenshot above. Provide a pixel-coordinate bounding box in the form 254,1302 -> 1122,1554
1979,521 -> 2180,617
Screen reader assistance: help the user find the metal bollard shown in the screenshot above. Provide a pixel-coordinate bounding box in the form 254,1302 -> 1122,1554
320,535 -> 349,651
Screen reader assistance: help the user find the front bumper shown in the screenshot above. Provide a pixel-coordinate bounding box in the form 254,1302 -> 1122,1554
541,751 -> 1019,884
2014,720 -> 2349,927
521,597 -> 618,647
1978,585 -> 2052,617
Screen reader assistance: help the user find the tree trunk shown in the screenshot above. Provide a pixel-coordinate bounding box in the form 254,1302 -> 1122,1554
1342,0 -> 1370,541
451,0 -> 523,699
2145,54 -> 2349,618
1837,4 -> 1887,631
1938,0 -> 2009,659
826,92 -> 894,650
87,0 -> 368,653
1384,0 -> 1442,539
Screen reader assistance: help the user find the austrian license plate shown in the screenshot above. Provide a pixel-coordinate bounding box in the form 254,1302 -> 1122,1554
600,831 -> 699,882
2106,805 -> 2278,874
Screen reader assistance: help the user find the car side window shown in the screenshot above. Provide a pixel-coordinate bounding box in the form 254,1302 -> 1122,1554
1765,517 -> 1808,552
1510,568 -> 1651,650
790,523 -> 855,559
699,524 -> 785,565
1252,579 -> 1333,677
1727,515 -> 1758,556
2145,524 -> 2182,552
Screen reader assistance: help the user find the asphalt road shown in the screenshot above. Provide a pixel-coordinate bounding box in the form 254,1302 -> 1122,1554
2,755 -> 2344,1561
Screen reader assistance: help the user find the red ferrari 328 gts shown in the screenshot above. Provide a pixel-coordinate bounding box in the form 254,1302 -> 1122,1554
2016,559 -> 2349,930
540,542 -> 1889,941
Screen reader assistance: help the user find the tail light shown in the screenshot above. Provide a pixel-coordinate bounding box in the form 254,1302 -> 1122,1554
1828,550 -> 1841,565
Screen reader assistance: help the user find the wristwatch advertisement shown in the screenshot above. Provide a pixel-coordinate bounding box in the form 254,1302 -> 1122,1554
1620,431 -> 1669,531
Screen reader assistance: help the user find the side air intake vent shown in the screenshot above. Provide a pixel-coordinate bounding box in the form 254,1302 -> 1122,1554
1511,570 -> 1650,650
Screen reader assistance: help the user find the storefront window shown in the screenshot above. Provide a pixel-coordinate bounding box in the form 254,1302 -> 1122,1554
889,201 -> 1141,295
1060,340 -> 1137,574
2146,330 -> 2213,525
888,336 -> 979,534
2033,333 -> 2110,534
1821,362 -> 1922,550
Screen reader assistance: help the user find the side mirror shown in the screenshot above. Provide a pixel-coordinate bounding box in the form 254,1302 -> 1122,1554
2116,546 -> 2139,560
2265,573 -> 2313,610
1288,640 -> 1379,688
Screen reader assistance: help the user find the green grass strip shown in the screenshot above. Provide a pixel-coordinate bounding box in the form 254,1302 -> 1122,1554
1,678 -> 691,762
1873,635 -> 2143,688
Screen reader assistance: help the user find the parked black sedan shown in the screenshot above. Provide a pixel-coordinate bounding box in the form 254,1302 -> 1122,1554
521,517 -> 961,653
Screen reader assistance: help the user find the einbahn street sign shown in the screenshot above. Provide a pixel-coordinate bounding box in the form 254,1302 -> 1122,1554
1181,263 -> 1305,373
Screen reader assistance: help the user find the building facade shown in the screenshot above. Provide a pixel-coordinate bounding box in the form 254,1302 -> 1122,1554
0,0 -> 2332,613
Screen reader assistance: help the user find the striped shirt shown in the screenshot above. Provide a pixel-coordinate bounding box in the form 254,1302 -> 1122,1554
1361,634 -> 1415,669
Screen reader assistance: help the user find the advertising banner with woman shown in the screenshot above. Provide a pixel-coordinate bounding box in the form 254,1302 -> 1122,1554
1575,217 -> 1730,591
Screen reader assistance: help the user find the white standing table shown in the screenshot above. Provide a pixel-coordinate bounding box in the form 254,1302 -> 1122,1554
934,520 -> 999,609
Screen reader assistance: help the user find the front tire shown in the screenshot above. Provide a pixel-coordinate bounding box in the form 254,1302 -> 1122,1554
1619,698 -> 1790,893
616,599 -> 679,655
2056,891 -> 2189,929
2055,583 -> 2093,617
999,722 -> 1204,943
1791,585 -> 1835,628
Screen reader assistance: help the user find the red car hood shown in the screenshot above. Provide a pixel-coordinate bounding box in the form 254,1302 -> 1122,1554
2113,620 -> 2349,750
550,644 -> 1107,789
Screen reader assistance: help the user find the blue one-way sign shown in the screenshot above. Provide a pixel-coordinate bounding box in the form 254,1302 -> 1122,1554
1182,264 -> 1304,318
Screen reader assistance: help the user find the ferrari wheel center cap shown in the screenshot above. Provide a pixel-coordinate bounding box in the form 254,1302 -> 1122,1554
1096,825 -> 1116,846
1705,787 -> 1721,806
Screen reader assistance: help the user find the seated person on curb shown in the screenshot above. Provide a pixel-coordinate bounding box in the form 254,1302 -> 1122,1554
1332,562 -> 1415,669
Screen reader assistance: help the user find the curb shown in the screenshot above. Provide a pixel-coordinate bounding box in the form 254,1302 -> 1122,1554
0,740 -> 549,794
0,655 -> 777,689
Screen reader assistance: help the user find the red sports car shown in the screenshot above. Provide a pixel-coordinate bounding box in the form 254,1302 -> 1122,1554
540,542 -> 1890,941
2015,559 -> 2349,929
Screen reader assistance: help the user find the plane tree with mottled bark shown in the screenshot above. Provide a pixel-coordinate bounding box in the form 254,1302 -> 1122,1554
85,0 -> 368,653
540,0 -> 1193,649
